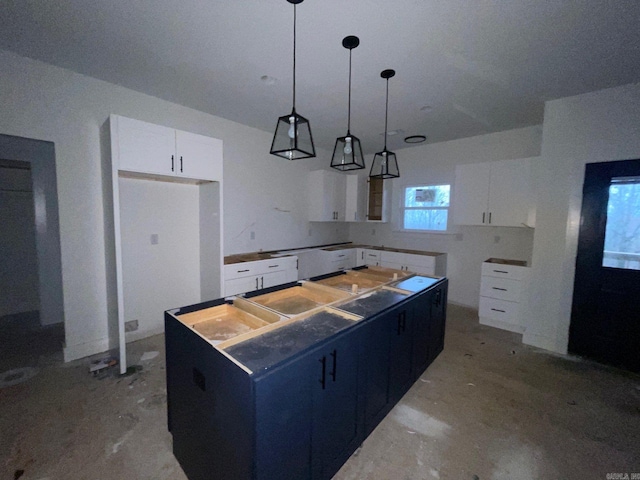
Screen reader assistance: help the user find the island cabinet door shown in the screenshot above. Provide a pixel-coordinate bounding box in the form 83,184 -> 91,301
254,356 -> 314,480
362,311 -> 392,436
429,280 -> 448,364
411,291 -> 434,379
311,332 -> 363,480
387,304 -> 415,404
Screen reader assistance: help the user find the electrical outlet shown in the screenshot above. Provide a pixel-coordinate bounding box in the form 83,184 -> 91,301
125,320 -> 139,332
250,231 -> 255,240
150,234 -> 159,245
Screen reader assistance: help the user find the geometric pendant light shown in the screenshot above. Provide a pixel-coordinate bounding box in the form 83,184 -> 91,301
369,69 -> 400,179
270,0 -> 316,160
330,35 -> 365,171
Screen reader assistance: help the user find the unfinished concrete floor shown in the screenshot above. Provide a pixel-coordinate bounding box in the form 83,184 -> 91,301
1,304 -> 639,480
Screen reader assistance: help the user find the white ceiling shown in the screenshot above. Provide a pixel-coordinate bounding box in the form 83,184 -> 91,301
1,1 -> 639,154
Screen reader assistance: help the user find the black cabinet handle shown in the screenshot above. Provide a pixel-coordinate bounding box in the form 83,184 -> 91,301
261,276 -> 264,289
491,308 -> 506,313
237,269 -> 250,273
482,212 -> 485,223
180,156 -> 183,172
319,356 -> 326,390
171,155 -> 174,172
255,277 -> 259,290
492,287 -> 507,291
330,350 -> 337,382
493,270 -> 508,274
489,212 -> 492,224
268,264 -> 280,268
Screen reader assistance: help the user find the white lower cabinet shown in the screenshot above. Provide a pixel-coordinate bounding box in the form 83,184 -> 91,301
379,251 -> 446,277
224,257 -> 297,297
479,260 -> 529,333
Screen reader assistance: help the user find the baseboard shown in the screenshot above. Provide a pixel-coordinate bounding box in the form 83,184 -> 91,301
63,337 -> 111,362
479,316 -> 525,334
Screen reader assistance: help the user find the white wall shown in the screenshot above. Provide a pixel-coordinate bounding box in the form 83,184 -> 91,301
0,166 -> 39,316
119,178 -> 201,341
349,126 -> 542,307
0,49 -> 346,361
522,82 -> 640,353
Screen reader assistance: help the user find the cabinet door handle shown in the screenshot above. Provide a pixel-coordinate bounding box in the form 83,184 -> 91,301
361,251 -> 364,260
491,308 -> 506,313
171,155 -> 175,172
296,259 -> 299,269
180,156 -> 183,173
319,356 -> 326,390
493,270 -> 508,274
255,277 -> 259,290
435,289 -> 442,307
489,212 -> 492,224
492,287 -> 507,291
330,350 -> 337,382
237,269 -> 250,273
261,276 -> 264,289
482,212 -> 486,224
268,264 -> 279,268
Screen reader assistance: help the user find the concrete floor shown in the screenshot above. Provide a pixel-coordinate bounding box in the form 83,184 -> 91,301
1,304 -> 639,480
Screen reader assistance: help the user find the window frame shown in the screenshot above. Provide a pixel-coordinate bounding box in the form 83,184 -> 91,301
399,183 -> 451,233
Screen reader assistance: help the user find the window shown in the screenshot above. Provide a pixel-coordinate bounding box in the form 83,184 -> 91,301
603,177 -> 640,270
402,185 -> 450,231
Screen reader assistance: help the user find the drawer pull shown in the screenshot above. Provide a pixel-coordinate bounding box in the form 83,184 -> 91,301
268,264 -> 279,268
491,308 -> 506,313
492,287 -> 507,291
237,269 -> 250,273
493,270 -> 509,274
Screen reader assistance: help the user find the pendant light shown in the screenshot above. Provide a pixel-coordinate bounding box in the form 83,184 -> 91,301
270,0 -> 316,160
369,69 -> 400,179
331,36 -> 365,171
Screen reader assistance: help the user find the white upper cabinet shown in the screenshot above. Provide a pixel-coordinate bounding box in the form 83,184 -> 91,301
308,170 -> 366,222
453,158 -> 536,227
308,170 -> 345,222
112,115 -> 222,182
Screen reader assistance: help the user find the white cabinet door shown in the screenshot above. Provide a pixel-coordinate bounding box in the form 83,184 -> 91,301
355,248 -> 367,267
363,249 -> 381,266
176,130 -> 223,182
261,269 -> 294,289
453,163 -> 490,226
345,174 -> 365,222
115,115 -> 175,176
225,275 -> 260,297
488,158 -> 534,227
308,170 -> 347,221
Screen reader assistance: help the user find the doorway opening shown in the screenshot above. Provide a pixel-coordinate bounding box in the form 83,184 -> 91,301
0,134 -> 64,372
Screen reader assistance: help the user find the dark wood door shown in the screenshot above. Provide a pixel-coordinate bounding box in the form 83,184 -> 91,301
362,311 -> 392,435
312,333 -> 362,480
570,159 -> 640,372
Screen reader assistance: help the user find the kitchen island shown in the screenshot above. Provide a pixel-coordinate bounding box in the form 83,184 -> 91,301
165,267 -> 448,480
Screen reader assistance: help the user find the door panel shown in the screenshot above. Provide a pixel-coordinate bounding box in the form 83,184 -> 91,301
570,159 -> 640,372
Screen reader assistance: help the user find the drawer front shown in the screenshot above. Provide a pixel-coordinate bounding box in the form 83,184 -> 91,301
224,263 -> 260,279
404,253 -> 435,269
330,259 -> 351,272
380,251 -> 405,264
481,262 -> 528,281
479,296 -> 519,324
364,249 -> 381,265
480,276 -> 522,302
257,256 -> 297,275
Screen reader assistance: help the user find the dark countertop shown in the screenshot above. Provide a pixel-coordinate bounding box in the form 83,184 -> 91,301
485,257 -> 528,267
225,243 -> 446,265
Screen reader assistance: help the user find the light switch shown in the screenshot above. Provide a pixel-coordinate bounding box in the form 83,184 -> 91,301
150,234 -> 159,245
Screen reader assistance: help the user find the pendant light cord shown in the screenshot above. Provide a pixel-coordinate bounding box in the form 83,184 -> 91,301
383,77 -> 389,150
347,48 -> 352,135
292,4 -> 297,112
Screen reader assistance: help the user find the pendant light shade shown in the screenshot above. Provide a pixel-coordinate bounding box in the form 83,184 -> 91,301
270,0 -> 316,160
369,69 -> 400,179
331,36 -> 365,171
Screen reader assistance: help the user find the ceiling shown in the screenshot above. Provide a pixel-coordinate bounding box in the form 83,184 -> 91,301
1,1 -> 639,154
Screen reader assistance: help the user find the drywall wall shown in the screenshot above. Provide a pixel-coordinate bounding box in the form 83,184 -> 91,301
349,126 -> 541,307
0,165 -> 39,317
119,178 -> 201,341
0,49 -> 344,362
522,82 -> 640,353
